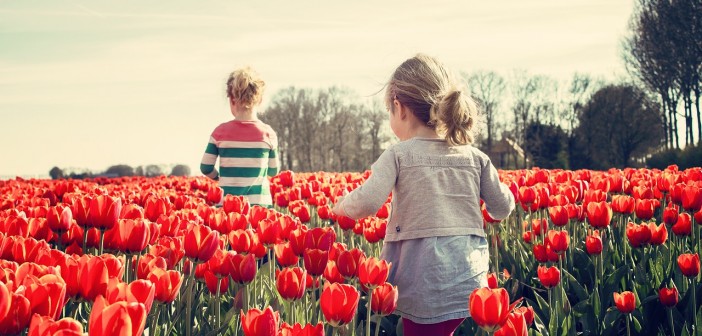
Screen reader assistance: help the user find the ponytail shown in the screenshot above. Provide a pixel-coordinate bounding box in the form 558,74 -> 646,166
434,89 -> 477,146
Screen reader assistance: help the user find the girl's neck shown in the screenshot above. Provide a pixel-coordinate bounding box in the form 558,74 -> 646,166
231,105 -> 257,121
407,124 -> 440,140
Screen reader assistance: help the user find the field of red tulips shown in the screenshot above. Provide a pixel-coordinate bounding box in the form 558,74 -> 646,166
0,165 -> 700,336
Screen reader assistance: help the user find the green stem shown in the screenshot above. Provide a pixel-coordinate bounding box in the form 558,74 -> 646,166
151,303 -> 161,336
185,263 -> 195,336
99,229 -> 105,255
82,226 -> 88,252
692,277 -> 697,336
669,308 -> 675,336
374,315 -> 381,336
626,313 -> 631,336
366,290 -> 373,336
124,254 -> 131,283
215,277 -> 221,330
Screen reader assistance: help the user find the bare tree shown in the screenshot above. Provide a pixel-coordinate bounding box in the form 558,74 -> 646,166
464,71 -> 506,151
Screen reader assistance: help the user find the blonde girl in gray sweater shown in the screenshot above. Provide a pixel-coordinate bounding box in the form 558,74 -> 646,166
333,53 -> 515,336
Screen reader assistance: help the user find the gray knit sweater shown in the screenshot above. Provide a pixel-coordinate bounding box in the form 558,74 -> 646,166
336,137 -> 514,241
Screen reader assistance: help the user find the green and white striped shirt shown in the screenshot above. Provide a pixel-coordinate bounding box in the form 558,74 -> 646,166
200,119 -> 279,207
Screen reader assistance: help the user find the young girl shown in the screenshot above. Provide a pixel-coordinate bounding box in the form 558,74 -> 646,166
200,67 -> 279,207
332,54 -> 515,336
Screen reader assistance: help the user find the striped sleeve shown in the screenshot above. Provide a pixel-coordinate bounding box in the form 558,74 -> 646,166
200,136 -> 219,178
267,148 -> 279,177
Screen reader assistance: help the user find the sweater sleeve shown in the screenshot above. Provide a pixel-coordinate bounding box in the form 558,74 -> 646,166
200,135 -> 219,179
479,157 -> 515,220
333,148 -> 397,219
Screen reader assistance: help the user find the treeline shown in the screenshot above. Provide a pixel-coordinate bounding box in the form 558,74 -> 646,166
48,164 -> 191,180
260,75 -> 663,171
259,87 -> 388,172
624,0 -> 702,150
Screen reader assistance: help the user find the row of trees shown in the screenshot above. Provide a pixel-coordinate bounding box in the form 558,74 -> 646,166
624,0 -> 702,149
259,87 -> 388,172
258,75 -> 663,172
48,164 -> 191,179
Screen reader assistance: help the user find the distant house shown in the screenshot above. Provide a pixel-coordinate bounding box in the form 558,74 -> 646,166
483,135 -> 530,170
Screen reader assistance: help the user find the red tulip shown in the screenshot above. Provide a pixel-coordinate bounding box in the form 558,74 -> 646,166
320,283 -> 359,327
278,322 -> 324,336
548,206 -> 569,227
206,185 -> 223,206
229,229 -> 255,255
585,231 -> 603,255
673,213 -> 692,236
682,185 -> 702,212
677,253 -> 700,277
648,222 -> 668,245
468,287 -> 510,333
278,171 -> 295,187
143,196 -> 168,222
487,272 -> 498,289
336,248 -> 366,280
613,291 -> 636,314
370,283 -> 398,316
663,204 -> 679,225
494,311 -> 528,336
303,249 -> 329,277
275,242 -> 299,268
276,267 -> 307,301
659,287 -> 678,307
27,314 -> 83,336
611,195 -> 635,214
114,219 -> 151,254
626,222 -> 651,248
89,295 -> 147,336
634,199 -> 658,221
223,194 -> 250,215
537,265 -> 560,289
337,216 -> 356,231
323,261 -> 345,284
546,230 -> 569,254
240,306 -> 280,336
136,254 -> 167,280
22,273 -> 66,320
88,195 -> 122,230
0,282 -> 9,324
79,255 -> 111,301
184,224 -> 220,262
586,201 -> 612,228
105,278 -> 155,313
204,270 -> 229,295
147,268 -> 183,304
228,253 -> 257,285
46,206 -> 72,233
304,227 -> 335,251
514,306 -> 535,327
0,290 -> 31,334
358,257 -> 390,290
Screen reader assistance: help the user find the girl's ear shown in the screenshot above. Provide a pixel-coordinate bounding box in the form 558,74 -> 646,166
398,103 -> 409,120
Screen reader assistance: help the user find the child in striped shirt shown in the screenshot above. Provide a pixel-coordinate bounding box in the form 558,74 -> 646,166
200,67 -> 280,207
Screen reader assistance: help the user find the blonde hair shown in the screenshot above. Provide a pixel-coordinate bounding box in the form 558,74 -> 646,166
226,67 -> 265,108
386,54 -> 479,146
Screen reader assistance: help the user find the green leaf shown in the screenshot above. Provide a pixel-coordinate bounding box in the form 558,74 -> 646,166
592,287 -> 602,320
533,290 -> 551,322
563,269 -> 590,302
602,307 -> 621,330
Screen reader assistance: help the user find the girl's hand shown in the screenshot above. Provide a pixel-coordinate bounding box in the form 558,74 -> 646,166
332,195 -> 346,217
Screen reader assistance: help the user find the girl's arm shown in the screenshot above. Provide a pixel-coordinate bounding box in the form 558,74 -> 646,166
200,136 -> 220,180
479,158 -> 515,220
333,148 -> 397,219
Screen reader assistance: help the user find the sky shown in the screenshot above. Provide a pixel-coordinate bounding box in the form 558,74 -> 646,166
0,0 -> 635,178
